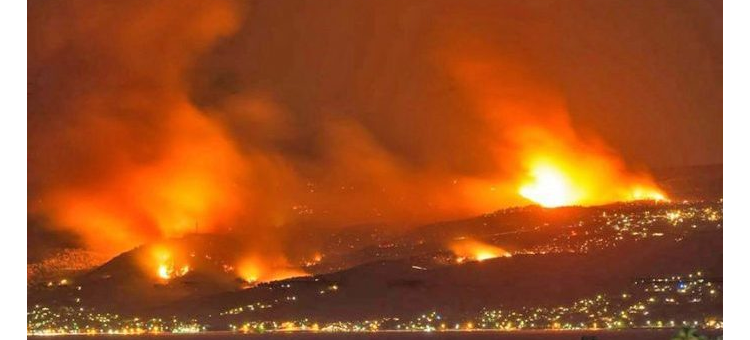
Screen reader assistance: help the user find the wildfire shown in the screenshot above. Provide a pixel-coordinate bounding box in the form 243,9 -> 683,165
519,162 -> 580,208
632,187 -> 667,202
446,51 -> 668,210
517,156 -> 667,208
151,246 -> 189,281
450,238 -> 511,263
157,263 -> 190,280
237,256 -> 308,284
29,3 -> 676,271
302,252 -> 324,267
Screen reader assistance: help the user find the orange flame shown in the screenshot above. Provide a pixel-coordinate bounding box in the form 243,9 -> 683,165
518,155 -> 666,208
445,49 -> 668,209
149,245 -> 190,281
519,161 -> 580,208
29,0 -> 247,257
237,256 -> 307,284
29,2 -> 671,270
449,238 -> 511,263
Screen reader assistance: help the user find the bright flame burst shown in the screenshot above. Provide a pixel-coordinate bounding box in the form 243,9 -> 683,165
450,238 -> 511,263
519,163 -> 580,208
151,246 -> 189,281
157,263 -> 190,280
237,256 -> 308,284
518,157 -> 667,208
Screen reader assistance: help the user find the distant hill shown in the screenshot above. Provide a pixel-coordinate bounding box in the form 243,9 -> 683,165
653,163 -> 722,200
149,230 -> 721,325
27,164 -> 722,285
29,198 -> 722,326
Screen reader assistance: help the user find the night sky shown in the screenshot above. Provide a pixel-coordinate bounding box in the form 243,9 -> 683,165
188,0 -> 722,168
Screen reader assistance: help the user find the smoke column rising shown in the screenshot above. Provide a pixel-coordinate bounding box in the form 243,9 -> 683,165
28,0 -> 701,260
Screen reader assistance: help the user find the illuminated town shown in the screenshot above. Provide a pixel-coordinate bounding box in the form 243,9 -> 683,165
28,269 -> 722,335
28,199 -> 723,336
26,0 -> 723,338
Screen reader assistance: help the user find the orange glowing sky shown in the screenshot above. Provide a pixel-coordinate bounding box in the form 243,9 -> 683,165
28,0 -> 718,263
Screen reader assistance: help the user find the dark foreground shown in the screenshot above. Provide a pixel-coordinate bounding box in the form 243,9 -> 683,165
28,329 -> 723,340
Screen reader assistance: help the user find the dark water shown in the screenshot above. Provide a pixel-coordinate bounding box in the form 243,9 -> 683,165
28,329 -> 722,340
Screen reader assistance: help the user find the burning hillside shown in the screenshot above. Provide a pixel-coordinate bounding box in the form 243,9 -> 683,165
29,0 -> 674,279
449,238 -> 512,263
26,0 -> 722,336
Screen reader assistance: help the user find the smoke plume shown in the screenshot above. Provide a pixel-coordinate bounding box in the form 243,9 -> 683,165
28,0 -> 716,263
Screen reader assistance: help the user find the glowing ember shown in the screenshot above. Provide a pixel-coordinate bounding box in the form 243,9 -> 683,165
450,238 -> 511,262
302,252 -> 324,267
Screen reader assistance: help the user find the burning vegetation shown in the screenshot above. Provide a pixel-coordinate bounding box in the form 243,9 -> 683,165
26,0 -> 721,336
29,0 -> 668,275
237,256 -> 307,285
449,238 -> 511,263
142,245 -> 192,281
518,156 -> 666,208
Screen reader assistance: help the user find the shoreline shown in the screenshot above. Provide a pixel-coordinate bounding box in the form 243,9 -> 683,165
28,328 -> 723,337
